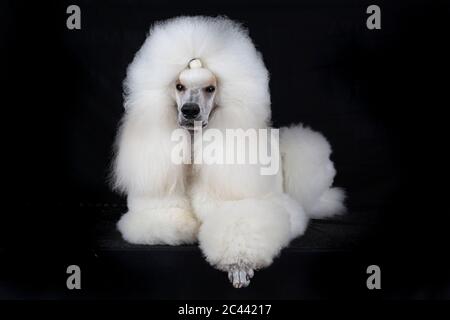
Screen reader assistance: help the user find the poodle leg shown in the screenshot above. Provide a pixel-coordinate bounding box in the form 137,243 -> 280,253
227,263 -> 254,288
117,196 -> 199,245
221,196 -> 308,287
196,195 -> 295,287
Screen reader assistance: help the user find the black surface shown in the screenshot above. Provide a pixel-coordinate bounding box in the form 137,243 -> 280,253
94,207 -> 371,251
1,0 -> 450,299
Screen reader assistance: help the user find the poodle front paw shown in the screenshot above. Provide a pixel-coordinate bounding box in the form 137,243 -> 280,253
226,263 -> 254,288
198,198 -> 292,278
117,207 -> 199,245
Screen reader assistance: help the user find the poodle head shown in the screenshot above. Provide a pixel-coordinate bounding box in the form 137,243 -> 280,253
122,16 -> 271,130
175,59 -> 217,130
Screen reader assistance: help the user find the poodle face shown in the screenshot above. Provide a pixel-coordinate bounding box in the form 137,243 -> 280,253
174,67 -> 217,130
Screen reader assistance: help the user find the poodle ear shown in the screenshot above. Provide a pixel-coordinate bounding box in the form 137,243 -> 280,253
111,109 -> 186,196
111,81 -> 181,195
121,88 -> 178,127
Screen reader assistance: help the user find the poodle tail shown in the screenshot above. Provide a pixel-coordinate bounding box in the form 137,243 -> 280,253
280,124 -> 345,219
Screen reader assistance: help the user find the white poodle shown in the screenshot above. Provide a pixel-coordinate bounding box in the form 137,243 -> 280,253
112,16 -> 345,288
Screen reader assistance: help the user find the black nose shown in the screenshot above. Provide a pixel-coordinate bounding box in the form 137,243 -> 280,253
181,103 -> 200,119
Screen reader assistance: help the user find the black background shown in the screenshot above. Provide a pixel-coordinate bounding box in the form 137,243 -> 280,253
1,0 -> 449,300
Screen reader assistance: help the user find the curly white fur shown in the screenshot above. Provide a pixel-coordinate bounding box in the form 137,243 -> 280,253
112,16 -> 345,284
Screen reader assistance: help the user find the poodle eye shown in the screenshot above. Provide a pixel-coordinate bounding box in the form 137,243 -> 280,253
176,84 -> 185,91
205,85 -> 215,93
